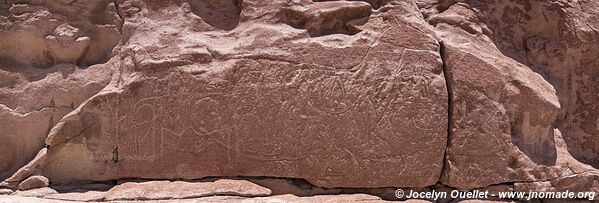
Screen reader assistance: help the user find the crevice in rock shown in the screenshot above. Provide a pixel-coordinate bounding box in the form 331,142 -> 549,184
45,113 -> 54,140
112,0 -> 125,34
438,40 -> 453,186
412,0 -> 454,187
111,146 -> 119,163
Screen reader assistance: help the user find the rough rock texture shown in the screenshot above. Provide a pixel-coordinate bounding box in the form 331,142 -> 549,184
0,0 -> 119,180
514,170 -> 599,194
416,0 -> 599,190
2,193 -> 428,202
3,179 -> 427,202
249,177 -> 343,196
17,175 -> 49,191
44,190 -> 107,202
0,189 -> 12,195
11,187 -> 58,198
103,179 -> 272,201
4,0 -> 449,189
0,0 -> 598,201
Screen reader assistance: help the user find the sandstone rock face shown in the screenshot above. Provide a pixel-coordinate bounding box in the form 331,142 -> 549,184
0,0 -> 119,180
417,0 -> 599,190
514,170 -> 599,194
1,0 -> 598,201
36,0 -> 448,188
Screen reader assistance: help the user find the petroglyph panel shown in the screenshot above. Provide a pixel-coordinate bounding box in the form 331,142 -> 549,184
61,53 -> 447,187
35,0 -> 448,188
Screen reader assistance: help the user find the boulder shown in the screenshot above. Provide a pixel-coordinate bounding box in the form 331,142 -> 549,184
18,176 -> 49,191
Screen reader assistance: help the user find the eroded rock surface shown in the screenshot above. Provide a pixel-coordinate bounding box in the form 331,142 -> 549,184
0,0 -> 119,180
0,0 -> 598,201
26,0 -> 448,188
2,179 -> 421,202
418,0 -> 599,190
103,179 -> 272,201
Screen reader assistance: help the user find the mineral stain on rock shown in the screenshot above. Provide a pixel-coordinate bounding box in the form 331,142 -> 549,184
0,0 -> 598,202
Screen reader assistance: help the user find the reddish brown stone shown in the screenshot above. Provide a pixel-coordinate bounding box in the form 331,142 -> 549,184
0,0 -> 119,180
35,0 -> 448,188
1,0 -> 598,200
422,0 -> 599,190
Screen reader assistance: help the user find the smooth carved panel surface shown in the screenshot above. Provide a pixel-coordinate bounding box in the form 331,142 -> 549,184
46,51 -> 448,187
38,0 -> 449,188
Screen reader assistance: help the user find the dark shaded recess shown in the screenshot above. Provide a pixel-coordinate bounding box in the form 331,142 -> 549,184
42,49 -> 55,68
189,0 -> 243,31
144,0 -> 186,10
509,113 -> 558,166
0,0 -> 10,16
438,41 -> 454,183
76,45 -> 91,66
278,4 -> 371,37
313,0 -> 390,9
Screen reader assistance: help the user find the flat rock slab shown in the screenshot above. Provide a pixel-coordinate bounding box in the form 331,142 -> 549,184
104,179 -> 272,201
190,194 -> 394,203
44,191 -> 107,202
249,178 -> 342,196
0,195 -> 69,203
12,187 -> 57,198
27,179 -> 272,201
18,175 -> 49,191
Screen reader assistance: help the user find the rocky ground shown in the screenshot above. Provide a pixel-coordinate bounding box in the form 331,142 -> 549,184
0,177 -> 510,202
0,0 -> 597,202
